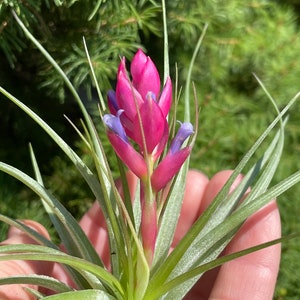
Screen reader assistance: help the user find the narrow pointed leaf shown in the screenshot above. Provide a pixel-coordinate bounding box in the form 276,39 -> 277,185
0,275 -> 73,293
0,244 -> 123,298
152,159 -> 189,271
149,233 -> 299,299
146,93 -> 299,296
0,162 -> 103,267
43,289 -> 117,300
0,86 -> 104,209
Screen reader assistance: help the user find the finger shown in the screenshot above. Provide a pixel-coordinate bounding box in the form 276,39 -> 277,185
184,170 -> 244,299
173,170 -> 209,246
0,220 -> 53,300
186,170 -> 281,299
209,200 -> 281,300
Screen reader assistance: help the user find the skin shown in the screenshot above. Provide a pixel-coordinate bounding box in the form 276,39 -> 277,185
0,170 -> 281,299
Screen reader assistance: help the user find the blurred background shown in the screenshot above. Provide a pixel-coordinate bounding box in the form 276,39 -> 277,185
0,1 -> 300,298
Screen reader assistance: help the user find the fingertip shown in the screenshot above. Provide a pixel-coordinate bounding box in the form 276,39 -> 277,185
210,200 -> 281,300
0,220 -> 53,299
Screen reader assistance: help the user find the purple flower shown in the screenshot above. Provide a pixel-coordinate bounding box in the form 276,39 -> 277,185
169,122 -> 194,153
103,110 -> 127,142
107,90 -> 118,114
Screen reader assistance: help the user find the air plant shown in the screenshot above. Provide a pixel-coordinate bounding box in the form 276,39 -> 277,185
0,2 -> 300,299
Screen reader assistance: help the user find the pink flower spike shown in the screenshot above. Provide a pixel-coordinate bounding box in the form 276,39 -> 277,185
151,147 -> 191,192
131,49 -> 161,100
107,131 -> 147,179
158,77 -> 172,118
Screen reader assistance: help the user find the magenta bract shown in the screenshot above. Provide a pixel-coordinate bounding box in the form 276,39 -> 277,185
132,93 -> 168,154
157,77 -> 172,118
107,131 -> 147,179
116,61 -> 144,121
131,49 -> 161,101
151,122 -> 194,191
151,147 -> 192,192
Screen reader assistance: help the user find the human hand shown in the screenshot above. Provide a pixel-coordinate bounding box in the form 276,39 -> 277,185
0,170 -> 281,299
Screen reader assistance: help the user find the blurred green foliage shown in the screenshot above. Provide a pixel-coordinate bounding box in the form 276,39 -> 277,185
0,1 -> 300,298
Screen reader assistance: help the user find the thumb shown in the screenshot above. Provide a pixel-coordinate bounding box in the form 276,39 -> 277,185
0,220 -> 53,300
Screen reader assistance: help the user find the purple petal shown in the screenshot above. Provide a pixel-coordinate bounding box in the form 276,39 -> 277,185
107,90 -> 118,114
103,111 -> 128,142
170,122 -> 194,154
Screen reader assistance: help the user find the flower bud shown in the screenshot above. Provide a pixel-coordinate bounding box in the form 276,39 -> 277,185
131,49 -> 161,100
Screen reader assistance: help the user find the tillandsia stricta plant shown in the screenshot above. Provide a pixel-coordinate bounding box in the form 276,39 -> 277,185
1,2 -> 300,300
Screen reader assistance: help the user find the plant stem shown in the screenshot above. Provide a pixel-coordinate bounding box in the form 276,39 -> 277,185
140,179 -> 157,266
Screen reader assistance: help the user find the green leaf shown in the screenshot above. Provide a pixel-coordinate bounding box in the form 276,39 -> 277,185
0,161 -> 102,265
0,275 -> 72,294
10,15 -> 125,265
28,145 -> 107,289
184,23 -> 208,122
145,91 -> 300,299
0,163 -> 107,290
0,214 -> 58,249
151,159 -> 188,272
0,244 -> 124,299
0,86 -> 104,210
160,106 -> 296,298
150,233 -> 300,298
152,9 -> 207,274
162,0 -> 169,83
43,289 -> 116,300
